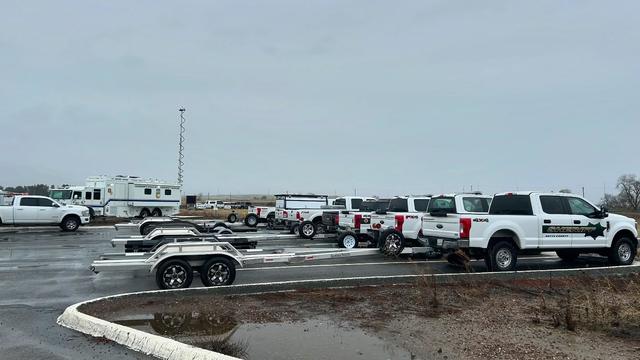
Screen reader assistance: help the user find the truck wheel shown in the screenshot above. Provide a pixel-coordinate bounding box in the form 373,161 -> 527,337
60,216 -> 80,232
609,237 -> 636,265
227,213 -> 238,223
151,208 -> 162,217
292,223 -> 300,237
155,259 -> 193,289
200,257 -> 236,286
488,241 -> 517,271
244,214 -> 259,227
140,208 -> 151,218
380,229 -> 405,256
338,232 -> 358,249
299,221 -> 316,239
556,249 -> 580,262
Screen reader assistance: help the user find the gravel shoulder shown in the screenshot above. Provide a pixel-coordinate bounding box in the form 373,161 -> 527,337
82,274 -> 640,360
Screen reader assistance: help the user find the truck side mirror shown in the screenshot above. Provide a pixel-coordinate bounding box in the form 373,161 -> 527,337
600,207 -> 608,218
52,203 -> 60,208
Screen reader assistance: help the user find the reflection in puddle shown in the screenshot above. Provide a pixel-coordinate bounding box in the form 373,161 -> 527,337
115,312 -> 415,359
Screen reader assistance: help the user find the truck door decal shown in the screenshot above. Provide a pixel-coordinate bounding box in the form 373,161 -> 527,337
542,223 -> 606,240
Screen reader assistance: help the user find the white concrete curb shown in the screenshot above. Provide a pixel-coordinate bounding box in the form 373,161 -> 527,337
58,301 -> 241,360
58,262 -> 640,359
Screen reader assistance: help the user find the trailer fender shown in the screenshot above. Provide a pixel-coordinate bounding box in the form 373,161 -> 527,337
149,251 -> 244,273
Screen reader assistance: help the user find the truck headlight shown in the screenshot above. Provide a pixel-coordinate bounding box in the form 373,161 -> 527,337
82,210 -> 90,217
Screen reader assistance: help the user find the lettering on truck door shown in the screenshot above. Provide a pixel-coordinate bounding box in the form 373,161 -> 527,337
566,197 -> 607,248
539,195 -> 573,248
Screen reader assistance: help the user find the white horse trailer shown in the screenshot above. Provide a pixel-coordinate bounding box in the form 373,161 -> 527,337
49,175 -> 181,218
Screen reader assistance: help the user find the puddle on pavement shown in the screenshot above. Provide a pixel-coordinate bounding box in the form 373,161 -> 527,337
115,312 -> 415,360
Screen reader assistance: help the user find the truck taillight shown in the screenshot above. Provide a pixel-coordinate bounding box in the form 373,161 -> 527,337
354,214 -> 362,229
334,214 -> 339,224
296,211 -> 301,220
395,215 -> 405,232
283,211 -> 288,217
257,208 -> 262,216
460,218 -> 472,240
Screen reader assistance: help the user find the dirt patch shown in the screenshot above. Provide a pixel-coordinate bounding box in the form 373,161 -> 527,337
82,275 -> 640,360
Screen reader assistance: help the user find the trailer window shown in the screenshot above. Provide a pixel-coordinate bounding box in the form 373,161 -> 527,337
73,191 -> 82,200
85,192 -> 92,200
144,188 -> 152,195
165,189 -> 172,196
93,189 -> 101,200
19,197 -> 39,206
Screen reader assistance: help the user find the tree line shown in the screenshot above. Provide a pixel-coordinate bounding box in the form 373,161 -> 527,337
0,184 -> 53,196
601,174 -> 640,211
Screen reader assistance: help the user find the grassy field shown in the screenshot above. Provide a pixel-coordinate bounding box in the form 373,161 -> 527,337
178,208 -> 249,220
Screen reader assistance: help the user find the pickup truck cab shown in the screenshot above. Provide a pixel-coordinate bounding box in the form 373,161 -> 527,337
0,195 -> 91,231
451,192 -> 638,271
299,196 -> 374,239
368,196 -> 431,256
420,193 -> 492,252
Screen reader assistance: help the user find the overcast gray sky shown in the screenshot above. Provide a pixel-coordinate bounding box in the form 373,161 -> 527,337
1,1 -> 638,201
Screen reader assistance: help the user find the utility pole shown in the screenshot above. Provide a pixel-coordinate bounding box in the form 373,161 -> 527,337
177,108 -> 186,187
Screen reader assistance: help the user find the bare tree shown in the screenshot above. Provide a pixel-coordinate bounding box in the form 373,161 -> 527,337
617,174 -> 640,210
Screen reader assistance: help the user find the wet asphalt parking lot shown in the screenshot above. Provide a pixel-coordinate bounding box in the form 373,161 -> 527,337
0,225 -> 617,359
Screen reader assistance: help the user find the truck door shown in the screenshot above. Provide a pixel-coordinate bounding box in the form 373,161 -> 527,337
15,197 -> 40,223
566,197 -> 607,248
37,197 -> 60,222
539,196 -> 573,248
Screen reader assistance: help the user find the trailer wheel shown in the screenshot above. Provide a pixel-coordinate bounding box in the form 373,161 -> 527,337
380,229 -> 404,256
244,214 -> 259,227
60,216 -> 80,232
140,223 -> 155,235
299,221 -> 316,239
155,259 -> 193,289
140,208 -> 151,218
200,257 -> 236,286
151,208 -> 162,217
216,228 -> 233,235
227,213 -> 238,223
338,231 -> 358,249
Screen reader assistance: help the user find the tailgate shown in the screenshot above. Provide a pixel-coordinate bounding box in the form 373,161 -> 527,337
422,214 -> 459,239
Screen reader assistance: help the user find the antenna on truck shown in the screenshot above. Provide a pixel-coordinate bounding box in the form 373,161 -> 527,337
177,107 -> 186,186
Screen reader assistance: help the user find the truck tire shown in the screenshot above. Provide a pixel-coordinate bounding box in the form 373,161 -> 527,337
609,237 -> 636,265
299,220 -> 316,239
227,213 -> 238,223
338,231 -> 358,249
155,259 -> 193,289
60,216 -> 80,232
291,223 -> 300,237
380,229 -> 405,256
244,214 -> 259,227
151,208 -> 162,217
200,257 -> 236,286
488,241 -> 517,271
556,249 -> 580,262
140,208 -> 151,218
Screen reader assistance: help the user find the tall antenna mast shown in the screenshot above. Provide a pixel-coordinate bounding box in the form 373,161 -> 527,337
177,107 -> 186,186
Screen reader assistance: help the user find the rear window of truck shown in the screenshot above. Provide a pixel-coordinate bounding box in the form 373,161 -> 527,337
428,197 -> 456,213
414,199 -> 430,212
360,200 -> 390,212
462,197 -> 491,212
489,195 -> 533,215
388,198 -> 408,212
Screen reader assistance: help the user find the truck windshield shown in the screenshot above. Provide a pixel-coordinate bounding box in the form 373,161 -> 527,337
489,195 -> 533,215
428,197 -> 456,213
49,190 -> 72,200
388,198 -> 408,212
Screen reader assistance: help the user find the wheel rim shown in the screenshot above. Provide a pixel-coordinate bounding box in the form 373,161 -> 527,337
495,248 -> 512,269
66,219 -> 78,230
302,224 -> 314,236
618,243 -> 632,262
207,263 -> 230,285
248,216 -> 257,226
343,235 -> 357,249
162,265 -> 187,288
385,234 -> 401,253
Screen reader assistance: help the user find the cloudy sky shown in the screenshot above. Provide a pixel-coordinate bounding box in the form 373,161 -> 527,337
1,1 -> 638,201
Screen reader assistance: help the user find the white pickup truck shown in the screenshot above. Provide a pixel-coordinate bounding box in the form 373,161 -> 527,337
296,196 -> 375,239
0,195 -> 91,231
368,196 -> 431,255
330,198 -> 391,248
440,192 -> 638,271
244,206 -> 276,227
